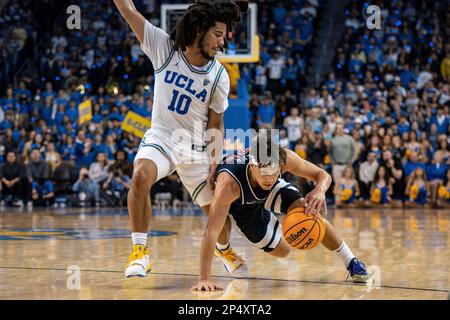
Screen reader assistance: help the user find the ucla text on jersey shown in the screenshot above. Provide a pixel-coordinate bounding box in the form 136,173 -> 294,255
164,71 -> 208,103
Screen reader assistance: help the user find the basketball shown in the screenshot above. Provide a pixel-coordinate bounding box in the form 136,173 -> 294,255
282,207 -> 326,250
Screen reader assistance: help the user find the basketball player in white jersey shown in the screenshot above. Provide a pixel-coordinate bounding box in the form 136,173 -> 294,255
113,0 -> 249,277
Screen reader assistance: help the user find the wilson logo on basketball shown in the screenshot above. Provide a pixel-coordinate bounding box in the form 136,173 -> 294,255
286,227 -> 307,244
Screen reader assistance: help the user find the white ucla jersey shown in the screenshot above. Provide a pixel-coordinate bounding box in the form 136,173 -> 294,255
140,20 -> 230,159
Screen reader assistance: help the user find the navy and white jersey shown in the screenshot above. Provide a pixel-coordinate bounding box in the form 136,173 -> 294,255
216,151 -> 278,205
216,151 -> 299,213
216,150 -> 303,252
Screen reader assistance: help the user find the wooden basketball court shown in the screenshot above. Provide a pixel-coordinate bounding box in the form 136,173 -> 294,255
0,206 -> 448,300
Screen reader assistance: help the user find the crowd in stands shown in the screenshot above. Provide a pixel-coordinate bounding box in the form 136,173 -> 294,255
268,0 -> 449,208
1,0 -> 449,209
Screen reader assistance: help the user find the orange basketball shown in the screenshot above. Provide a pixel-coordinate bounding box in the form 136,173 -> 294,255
282,207 -> 326,250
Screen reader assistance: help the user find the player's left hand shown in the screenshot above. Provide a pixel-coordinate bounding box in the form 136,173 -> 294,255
191,280 -> 223,291
304,188 -> 327,219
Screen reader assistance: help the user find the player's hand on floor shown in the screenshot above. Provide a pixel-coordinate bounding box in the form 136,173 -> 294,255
304,188 -> 327,219
191,280 -> 223,291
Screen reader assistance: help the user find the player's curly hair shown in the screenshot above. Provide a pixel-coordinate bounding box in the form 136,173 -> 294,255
170,0 -> 249,52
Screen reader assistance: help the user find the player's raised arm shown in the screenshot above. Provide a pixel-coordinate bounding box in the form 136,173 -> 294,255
113,0 -> 146,43
191,172 -> 240,291
113,0 -> 171,78
282,148 -> 332,217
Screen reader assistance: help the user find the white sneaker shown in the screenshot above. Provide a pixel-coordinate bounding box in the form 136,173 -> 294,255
124,245 -> 152,278
27,201 -> 33,210
215,246 -> 247,276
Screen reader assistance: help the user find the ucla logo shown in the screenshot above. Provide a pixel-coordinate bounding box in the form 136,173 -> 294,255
164,71 -> 207,102
0,228 -> 176,241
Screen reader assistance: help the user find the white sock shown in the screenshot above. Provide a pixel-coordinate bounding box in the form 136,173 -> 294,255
131,232 -> 147,246
216,242 -> 230,251
334,241 -> 355,268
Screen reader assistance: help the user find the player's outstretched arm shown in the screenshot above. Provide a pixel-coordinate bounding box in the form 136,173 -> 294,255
113,0 -> 146,43
191,173 -> 240,291
283,148 -> 332,217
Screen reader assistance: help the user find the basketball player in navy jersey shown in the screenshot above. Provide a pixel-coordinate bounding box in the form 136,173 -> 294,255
192,131 -> 369,291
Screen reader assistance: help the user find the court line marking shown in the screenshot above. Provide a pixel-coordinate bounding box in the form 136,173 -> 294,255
0,266 -> 447,294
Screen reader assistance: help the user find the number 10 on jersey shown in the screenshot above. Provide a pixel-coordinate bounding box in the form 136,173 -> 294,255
168,89 -> 191,115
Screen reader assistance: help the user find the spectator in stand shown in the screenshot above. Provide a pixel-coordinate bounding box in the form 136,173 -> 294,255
405,168 -> 429,208
283,107 -> 302,150
330,123 -> 357,183
364,135 -> 382,162
60,135 -> 76,162
305,88 -> 319,109
282,58 -> 299,92
305,107 -> 323,133
31,178 -> 55,207
403,151 -> 427,178
104,134 -> 119,162
278,128 -> 290,149
253,59 -> 268,95
266,48 -> 285,95
45,142 -> 60,171
108,149 -> 133,178
0,151 -> 27,207
51,153 -> 75,207
101,168 -> 131,207
257,96 -> 276,129
333,166 -> 360,208
358,152 -> 379,201
381,150 -> 405,207
76,137 -> 97,168
88,152 -> 109,184
369,166 -> 393,207
436,137 -> 449,163
437,169 -> 450,208
404,131 -> 421,158
441,51 -> 450,83
72,167 -> 101,207
27,148 -> 50,182
427,152 -> 448,207
306,129 -> 327,167
316,87 -> 335,110
431,106 -> 449,135
294,134 -> 309,160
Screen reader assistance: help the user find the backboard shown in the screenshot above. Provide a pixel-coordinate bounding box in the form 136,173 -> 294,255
160,3 -> 259,63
